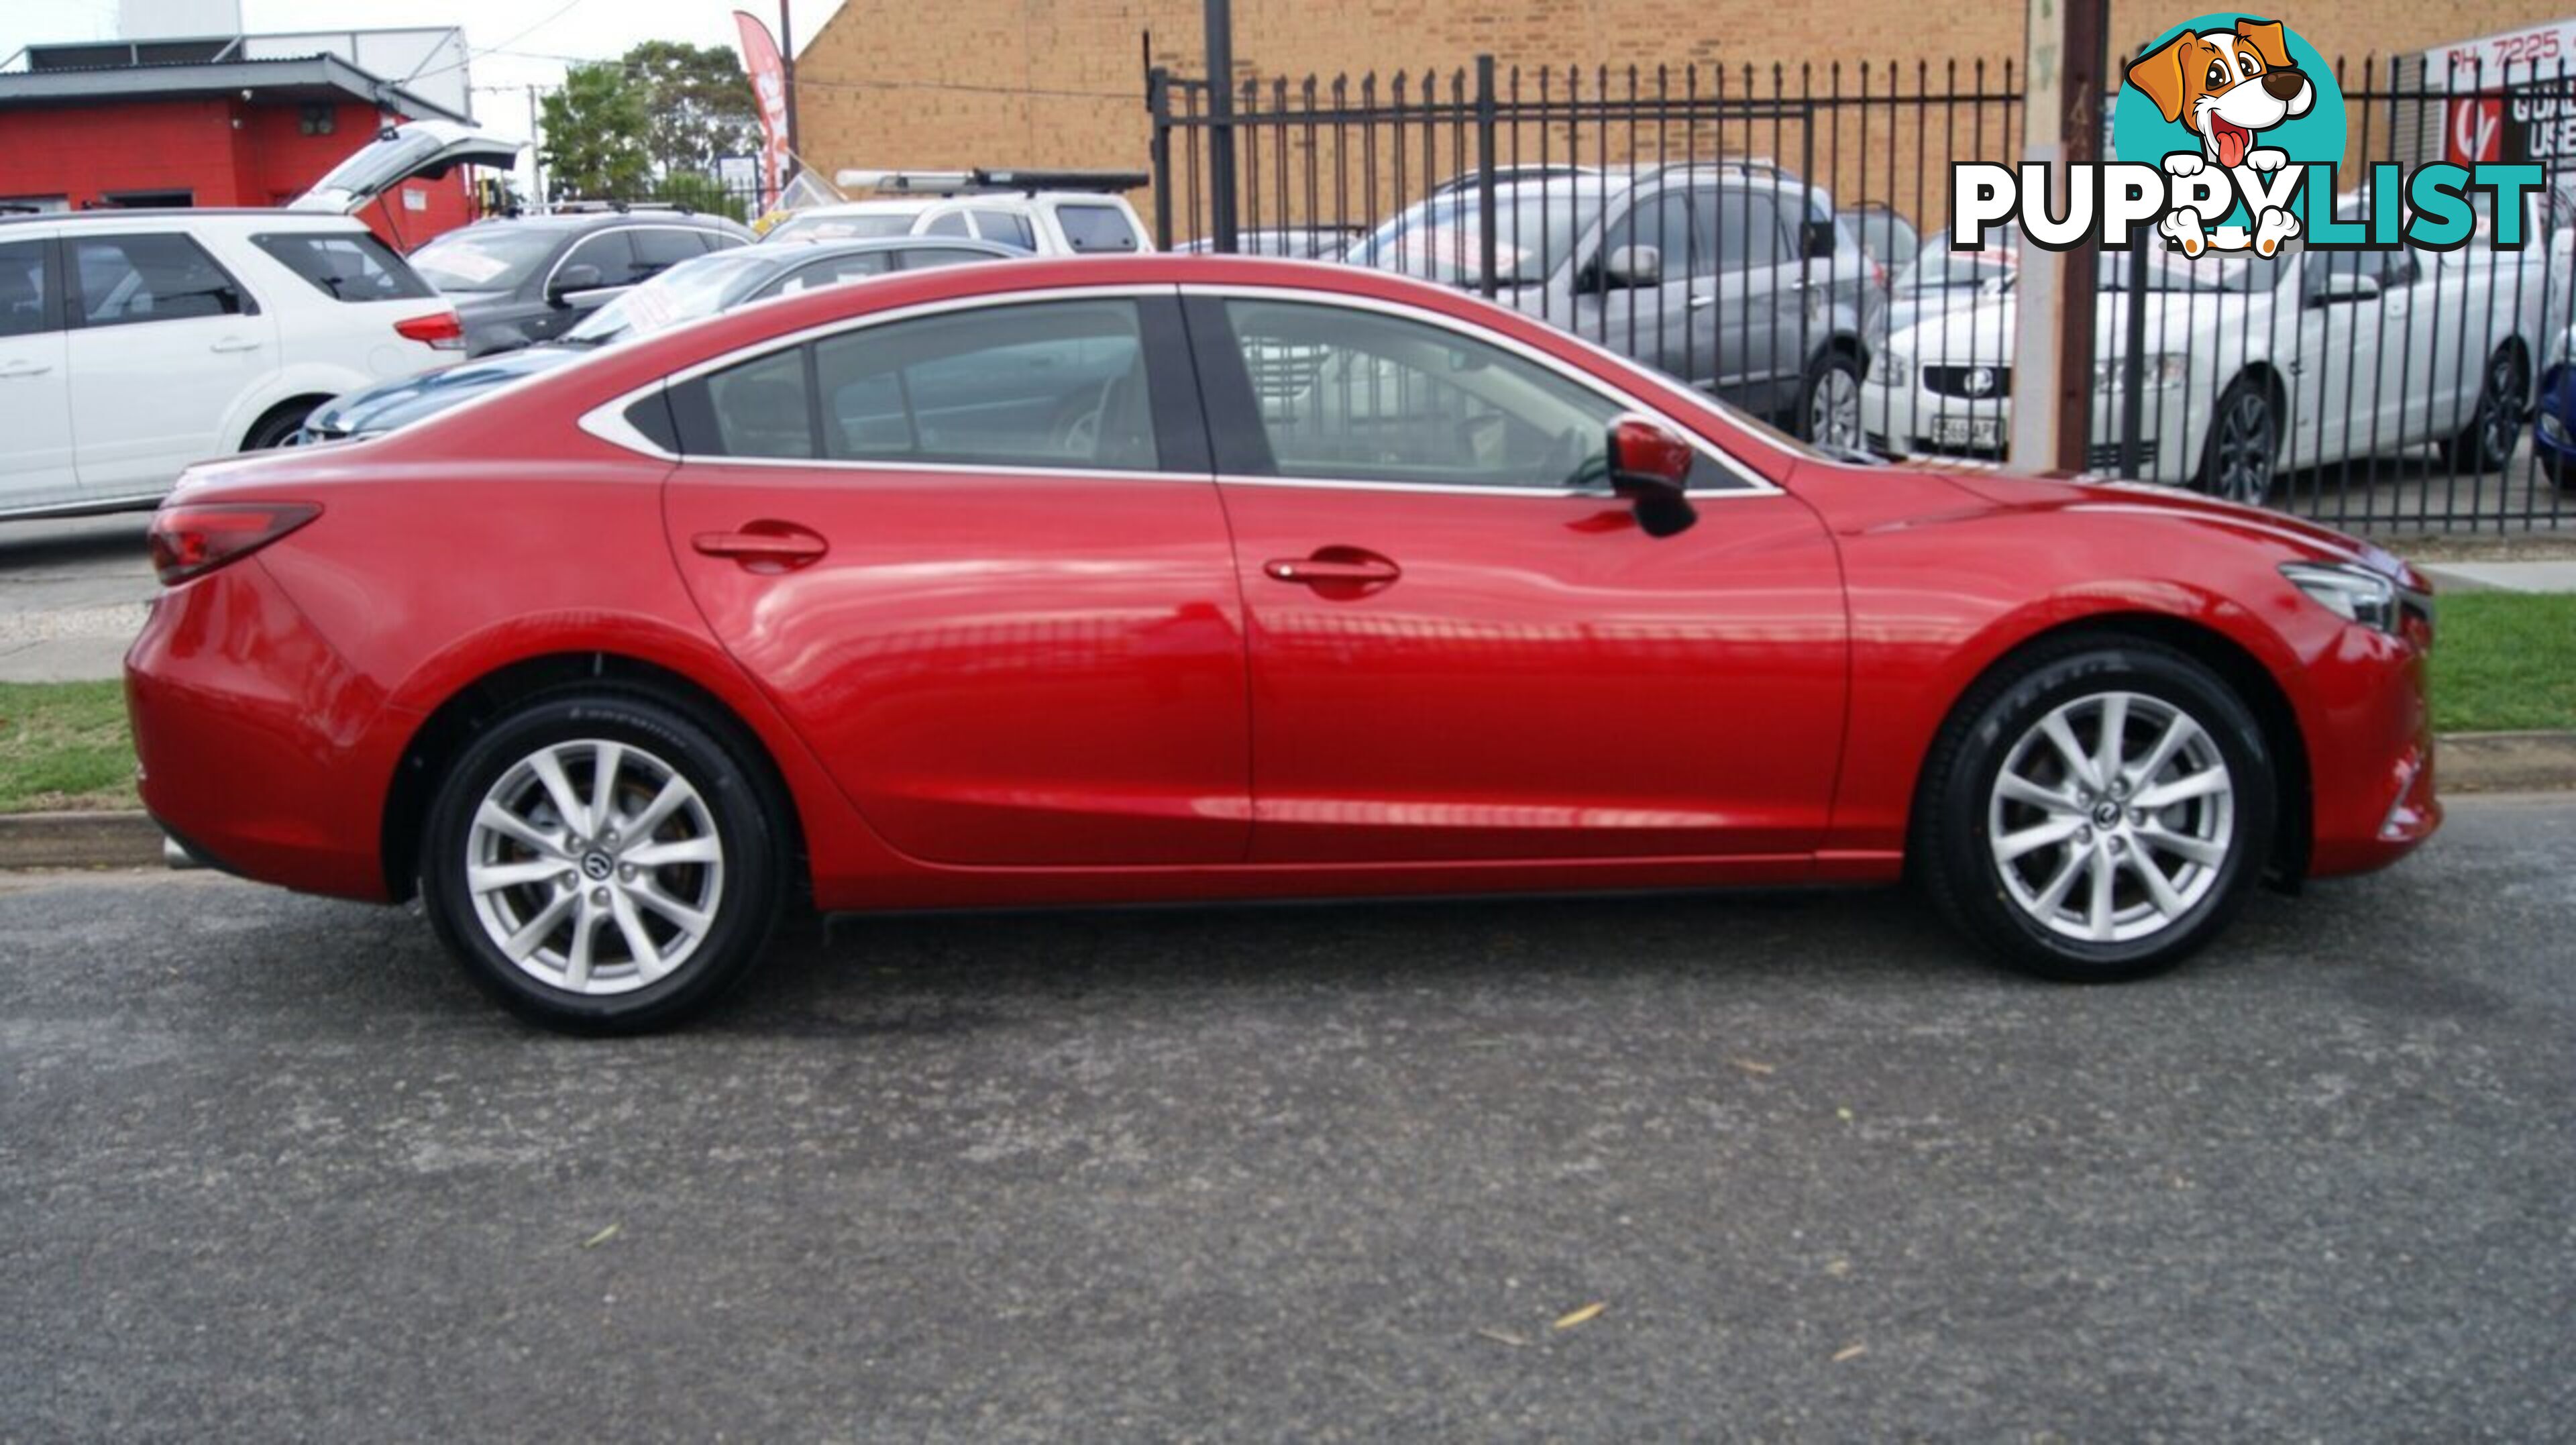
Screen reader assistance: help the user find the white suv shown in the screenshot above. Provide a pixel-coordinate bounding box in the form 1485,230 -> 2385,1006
763,168 -> 1153,255
0,121 -> 515,519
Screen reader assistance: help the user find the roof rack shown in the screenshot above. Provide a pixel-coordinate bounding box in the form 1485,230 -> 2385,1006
546,200 -> 696,216
833,167 -> 1148,197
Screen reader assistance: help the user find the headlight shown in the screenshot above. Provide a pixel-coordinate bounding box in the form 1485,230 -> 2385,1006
2094,354 -> 2188,390
1873,350 -> 1912,387
2281,560 -> 2428,639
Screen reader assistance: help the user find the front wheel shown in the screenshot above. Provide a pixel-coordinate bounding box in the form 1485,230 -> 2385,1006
419,689 -> 790,1033
1797,350 -> 1864,448
1914,637 -> 2276,982
2196,377 -> 2281,506
2436,343 -> 2528,474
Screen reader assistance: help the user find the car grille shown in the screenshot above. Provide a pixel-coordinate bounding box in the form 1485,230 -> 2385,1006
1921,364 -> 2011,400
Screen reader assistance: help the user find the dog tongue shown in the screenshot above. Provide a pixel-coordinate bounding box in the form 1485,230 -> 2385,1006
2216,123 -> 2249,168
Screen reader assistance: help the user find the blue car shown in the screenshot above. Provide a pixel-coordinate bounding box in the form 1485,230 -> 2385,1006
2536,333 -> 2576,488
299,234 -> 1028,443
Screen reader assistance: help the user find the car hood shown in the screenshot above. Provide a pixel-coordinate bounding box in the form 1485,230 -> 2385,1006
305,345 -> 586,439
1924,464 -> 2425,586
1889,290 -> 2250,364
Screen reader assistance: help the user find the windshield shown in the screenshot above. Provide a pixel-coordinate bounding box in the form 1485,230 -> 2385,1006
2098,246 -> 2287,294
409,227 -> 562,293
765,212 -> 916,244
1896,236 -> 2018,291
564,250 -> 768,345
1344,186 -> 1607,286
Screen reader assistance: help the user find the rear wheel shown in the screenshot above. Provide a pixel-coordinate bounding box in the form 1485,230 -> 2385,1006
2196,377 -> 2280,506
1798,350 -> 1864,448
2436,343 -> 2528,474
419,689 -> 788,1033
1915,637 -> 2275,982
241,399 -> 320,450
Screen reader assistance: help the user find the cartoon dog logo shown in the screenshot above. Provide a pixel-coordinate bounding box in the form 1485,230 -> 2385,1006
2125,17 -> 2316,256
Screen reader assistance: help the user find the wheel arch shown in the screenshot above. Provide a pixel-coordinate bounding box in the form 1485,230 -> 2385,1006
1912,610 -> 2313,886
379,651 -> 812,905
239,392 -> 337,449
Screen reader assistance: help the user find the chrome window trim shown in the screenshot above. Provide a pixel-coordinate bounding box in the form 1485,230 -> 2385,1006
539,223 -> 734,301
576,277 -> 1790,498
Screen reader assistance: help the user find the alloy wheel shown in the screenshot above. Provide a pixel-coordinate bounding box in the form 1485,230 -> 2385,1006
2212,388 -> 2276,506
1986,690 -> 2235,945
1809,364 -> 1863,448
2481,350 -> 2528,464
464,738 -> 727,996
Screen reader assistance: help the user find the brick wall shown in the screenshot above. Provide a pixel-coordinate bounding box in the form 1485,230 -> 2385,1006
796,0 -> 2576,244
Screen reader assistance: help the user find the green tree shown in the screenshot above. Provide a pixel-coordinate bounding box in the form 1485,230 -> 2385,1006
660,170 -> 749,222
538,63 -> 651,200
623,40 -> 762,177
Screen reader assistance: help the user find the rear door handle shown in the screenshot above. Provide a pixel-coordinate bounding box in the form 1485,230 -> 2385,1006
1263,552 -> 1401,586
1687,293 -> 1716,310
209,337 -> 264,353
692,525 -> 828,568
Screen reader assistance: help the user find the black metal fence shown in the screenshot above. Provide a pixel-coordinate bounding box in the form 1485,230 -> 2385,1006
1148,55 -> 2576,536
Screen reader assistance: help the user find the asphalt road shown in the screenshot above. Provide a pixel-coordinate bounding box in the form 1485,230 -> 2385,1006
3,796 -> 2572,1441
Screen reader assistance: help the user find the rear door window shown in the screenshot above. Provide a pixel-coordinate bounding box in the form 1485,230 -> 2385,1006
967,209 -> 1036,250
922,211 -> 973,238
252,231 -> 435,302
630,229 -> 707,282
0,237 -> 59,337
757,250 -> 896,297
68,233 -> 253,327
557,231 -> 635,291
1055,205 -> 1142,254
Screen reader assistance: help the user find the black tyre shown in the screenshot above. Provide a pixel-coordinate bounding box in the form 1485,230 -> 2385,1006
2436,343 -> 2528,474
1913,635 -> 2276,983
419,688 -> 790,1034
2196,376 -> 2281,506
241,401 -> 318,450
1796,349 -> 1864,448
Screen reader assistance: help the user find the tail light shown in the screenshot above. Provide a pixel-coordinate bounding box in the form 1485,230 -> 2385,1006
394,310 -> 466,351
1871,258 -> 1888,288
148,502 -> 320,586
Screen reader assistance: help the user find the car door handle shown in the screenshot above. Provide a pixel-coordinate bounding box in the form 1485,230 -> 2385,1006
693,525 -> 828,568
209,337 -> 264,353
0,360 -> 50,378
1263,552 -> 1401,586
1687,292 -> 1717,309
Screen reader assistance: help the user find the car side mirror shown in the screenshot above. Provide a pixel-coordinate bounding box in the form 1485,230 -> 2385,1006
1801,218 -> 1838,260
2312,270 -> 2380,308
1607,413 -> 1697,537
548,263 -> 604,304
1601,244 -> 1664,289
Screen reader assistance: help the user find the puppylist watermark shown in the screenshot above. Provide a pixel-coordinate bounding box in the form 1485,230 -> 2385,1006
1949,12 -> 2548,258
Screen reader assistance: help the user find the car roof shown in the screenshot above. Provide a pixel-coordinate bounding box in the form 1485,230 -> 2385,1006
434,211 -> 746,236
0,208 -> 372,230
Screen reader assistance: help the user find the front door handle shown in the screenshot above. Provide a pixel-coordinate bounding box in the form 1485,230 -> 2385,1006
209,337 -> 264,354
1263,550 -> 1401,587
0,360 -> 50,378
692,523 -> 828,570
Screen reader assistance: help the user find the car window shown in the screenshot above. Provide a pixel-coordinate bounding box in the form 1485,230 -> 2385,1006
669,299 -> 1161,472
900,246 -> 1008,270
68,233 -> 250,327
409,226 -> 560,292
1219,298 -> 1623,490
1055,204 -> 1142,254
1713,191 -> 1788,269
922,211 -> 972,238
757,250 -> 895,298
704,231 -> 747,253
1596,191 -> 1701,282
814,299 -> 1158,468
558,231 -> 636,290
765,212 -> 914,244
0,238 -> 58,338
252,231 -> 435,303
631,229 -> 706,282
967,209 -> 1036,249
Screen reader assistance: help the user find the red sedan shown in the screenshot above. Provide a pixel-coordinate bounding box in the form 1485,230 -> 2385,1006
127,256 -> 2439,1032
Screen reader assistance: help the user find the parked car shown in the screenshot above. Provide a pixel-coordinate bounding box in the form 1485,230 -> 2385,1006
0,118 -> 518,519
130,256 -> 2437,1032
407,208 -> 754,357
1174,226 -> 1364,259
2528,324 -> 2576,489
298,235 -> 1026,443
765,169 -> 1154,255
1859,227 -> 2546,502
1846,202 -> 1919,277
1340,163 -> 1884,445
1883,233 -> 2017,341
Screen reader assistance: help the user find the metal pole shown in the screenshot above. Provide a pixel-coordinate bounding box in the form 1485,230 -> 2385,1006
2008,0 -> 2107,476
780,0 -> 800,179
1474,55 -> 1497,299
2118,234 -> 2148,476
527,84 -> 545,209
1148,66 -> 1175,250
1205,0 -> 1238,252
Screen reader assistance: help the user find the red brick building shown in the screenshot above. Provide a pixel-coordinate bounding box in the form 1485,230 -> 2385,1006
0,37 -> 478,248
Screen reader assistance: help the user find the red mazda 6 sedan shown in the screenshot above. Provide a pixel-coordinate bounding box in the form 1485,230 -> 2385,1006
127,256 -> 2439,1032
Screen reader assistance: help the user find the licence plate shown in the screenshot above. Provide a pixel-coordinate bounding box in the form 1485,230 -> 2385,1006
1932,416 -> 2001,449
